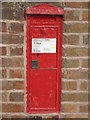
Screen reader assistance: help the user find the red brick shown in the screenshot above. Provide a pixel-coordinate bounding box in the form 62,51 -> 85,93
0,22 -> 7,32
9,92 -> 24,102
2,8 -> 14,20
10,46 -> 23,56
12,9 -> 24,21
2,2 -> 13,8
62,59 -> 79,68
66,2 -> 88,9
2,34 -> 24,44
0,47 -> 6,56
63,70 -> 88,79
64,23 -> 88,33
82,11 -> 88,21
79,104 -> 88,113
2,81 -> 24,90
2,58 -> 24,67
83,35 -> 88,45
9,69 -> 24,78
49,2 -> 65,8
80,81 -> 88,91
62,104 -> 77,112
63,81 -> 77,90
2,22 -> 7,32
63,35 -> 79,45
63,48 -> 88,57
0,92 -> 9,102
2,3 -> 37,21
0,69 -> 7,78
2,103 -> 24,112
62,93 -> 88,102
64,10 -> 80,21
81,59 -> 88,68
2,3 -> 29,21
2,2 -> 36,9
8,23 -> 24,33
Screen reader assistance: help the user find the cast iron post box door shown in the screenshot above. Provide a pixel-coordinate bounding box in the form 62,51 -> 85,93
26,4 -> 64,113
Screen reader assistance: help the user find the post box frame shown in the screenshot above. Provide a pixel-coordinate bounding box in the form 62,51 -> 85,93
26,3 -> 64,114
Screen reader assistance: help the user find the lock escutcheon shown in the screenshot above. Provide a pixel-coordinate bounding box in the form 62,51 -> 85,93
31,60 -> 38,69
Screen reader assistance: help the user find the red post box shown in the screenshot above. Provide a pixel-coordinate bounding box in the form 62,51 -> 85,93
26,3 -> 64,114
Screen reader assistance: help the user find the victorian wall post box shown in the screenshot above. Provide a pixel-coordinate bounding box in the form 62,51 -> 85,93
26,3 -> 64,114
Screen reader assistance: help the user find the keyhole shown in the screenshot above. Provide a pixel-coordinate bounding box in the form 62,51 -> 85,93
37,54 -> 39,57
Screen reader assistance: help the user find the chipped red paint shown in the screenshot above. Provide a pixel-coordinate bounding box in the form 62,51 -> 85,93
26,3 -> 64,114
26,3 -> 64,15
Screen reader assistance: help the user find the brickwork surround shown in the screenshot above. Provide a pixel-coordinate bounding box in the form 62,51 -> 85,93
0,2 -> 88,119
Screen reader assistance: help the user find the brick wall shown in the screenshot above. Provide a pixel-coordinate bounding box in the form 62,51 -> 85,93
1,2 -> 88,119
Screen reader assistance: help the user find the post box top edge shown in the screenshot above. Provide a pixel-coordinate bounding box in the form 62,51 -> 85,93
26,3 -> 64,16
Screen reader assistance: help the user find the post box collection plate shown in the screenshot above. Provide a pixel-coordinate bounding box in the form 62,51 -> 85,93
32,38 -> 56,53
26,3 -> 64,114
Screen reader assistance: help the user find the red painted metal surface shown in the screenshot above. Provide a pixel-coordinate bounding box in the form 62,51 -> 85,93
26,3 -> 64,15
26,3 -> 64,114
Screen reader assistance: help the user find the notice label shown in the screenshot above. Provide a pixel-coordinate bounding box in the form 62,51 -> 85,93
32,38 -> 56,53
